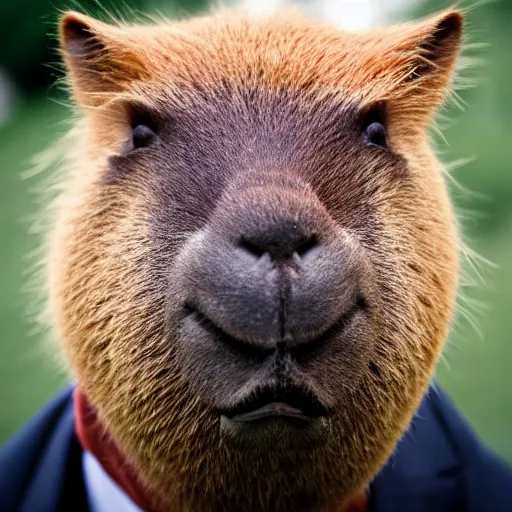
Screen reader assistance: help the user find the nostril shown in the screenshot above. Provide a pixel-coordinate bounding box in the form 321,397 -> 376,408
239,237 -> 266,259
295,234 -> 318,259
238,233 -> 319,261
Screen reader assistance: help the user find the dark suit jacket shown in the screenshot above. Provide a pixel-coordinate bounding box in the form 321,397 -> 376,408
1,386 -> 511,512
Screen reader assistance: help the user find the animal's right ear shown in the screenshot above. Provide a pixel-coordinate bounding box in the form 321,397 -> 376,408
59,12 -> 149,108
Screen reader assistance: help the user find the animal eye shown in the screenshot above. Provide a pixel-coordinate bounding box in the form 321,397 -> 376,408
126,105 -> 158,152
132,124 -> 157,149
364,122 -> 387,148
361,103 -> 388,149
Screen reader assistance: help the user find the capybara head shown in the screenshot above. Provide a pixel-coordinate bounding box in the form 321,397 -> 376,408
47,7 -> 463,511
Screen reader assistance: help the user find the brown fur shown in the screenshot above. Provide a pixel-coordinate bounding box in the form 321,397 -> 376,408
45,7 -> 463,512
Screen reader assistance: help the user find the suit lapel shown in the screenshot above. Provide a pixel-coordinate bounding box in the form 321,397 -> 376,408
369,387 -> 465,512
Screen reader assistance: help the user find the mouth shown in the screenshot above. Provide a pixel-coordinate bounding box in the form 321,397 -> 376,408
180,301 -> 362,447
183,294 -> 367,363
183,304 -> 274,362
221,384 -> 331,423
218,385 -> 332,448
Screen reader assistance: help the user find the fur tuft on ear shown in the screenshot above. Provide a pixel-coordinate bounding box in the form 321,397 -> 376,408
61,12 -> 106,59
357,9 -> 464,122
408,10 -> 463,83
59,12 -> 150,108
399,10 -> 463,107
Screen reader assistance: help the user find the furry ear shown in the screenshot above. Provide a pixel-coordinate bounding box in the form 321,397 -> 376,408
361,9 -> 464,117
400,9 -> 464,107
403,10 -> 463,84
59,12 -> 149,108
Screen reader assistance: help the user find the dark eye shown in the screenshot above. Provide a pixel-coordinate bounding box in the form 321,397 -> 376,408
364,122 -> 387,148
361,103 -> 388,149
125,104 -> 158,152
132,124 -> 157,149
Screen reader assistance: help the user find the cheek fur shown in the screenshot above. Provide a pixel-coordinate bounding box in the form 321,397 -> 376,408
366,163 -> 459,385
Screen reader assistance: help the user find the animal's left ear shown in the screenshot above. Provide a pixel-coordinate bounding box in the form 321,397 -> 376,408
365,10 -> 464,115
405,10 -> 463,90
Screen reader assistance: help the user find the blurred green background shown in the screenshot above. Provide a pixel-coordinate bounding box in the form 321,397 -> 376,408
0,0 -> 510,463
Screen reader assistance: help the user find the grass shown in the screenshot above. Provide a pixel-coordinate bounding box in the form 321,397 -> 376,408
0,96 -> 510,464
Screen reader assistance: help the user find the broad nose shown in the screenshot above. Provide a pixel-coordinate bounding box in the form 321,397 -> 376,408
180,185 -> 370,356
239,219 -> 318,261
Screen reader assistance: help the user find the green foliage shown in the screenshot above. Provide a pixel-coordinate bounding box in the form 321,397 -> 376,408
0,1 -> 60,90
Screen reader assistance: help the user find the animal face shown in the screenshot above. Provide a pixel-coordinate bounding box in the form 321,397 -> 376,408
48,9 -> 462,511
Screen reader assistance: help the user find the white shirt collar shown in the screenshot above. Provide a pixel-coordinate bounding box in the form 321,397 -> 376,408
83,450 -> 145,512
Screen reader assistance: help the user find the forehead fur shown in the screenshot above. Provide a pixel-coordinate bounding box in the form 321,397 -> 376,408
61,8 -> 462,115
